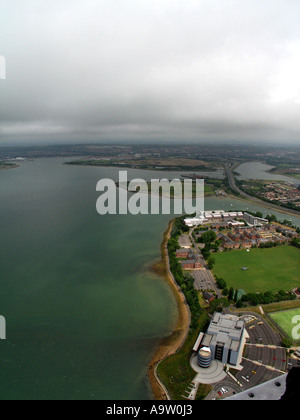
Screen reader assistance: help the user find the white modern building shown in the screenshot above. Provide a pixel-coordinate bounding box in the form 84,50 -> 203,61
196,313 -> 246,368
185,210 -> 244,227
244,212 -> 269,226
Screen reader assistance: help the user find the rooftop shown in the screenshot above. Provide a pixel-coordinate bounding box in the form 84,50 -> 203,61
207,313 -> 245,347
226,374 -> 287,400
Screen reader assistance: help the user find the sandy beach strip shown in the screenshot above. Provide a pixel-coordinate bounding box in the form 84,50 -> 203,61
148,219 -> 191,400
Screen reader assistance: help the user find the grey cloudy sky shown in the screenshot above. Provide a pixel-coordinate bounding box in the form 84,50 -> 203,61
0,0 -> 300,145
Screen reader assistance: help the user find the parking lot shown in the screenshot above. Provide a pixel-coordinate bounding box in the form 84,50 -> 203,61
205,312 -> 300,399
235,359 -> 283,390
245,317 -> 283,347
244,345 -> 287,371
192,270 -> 215,291
178,233 -> 192,248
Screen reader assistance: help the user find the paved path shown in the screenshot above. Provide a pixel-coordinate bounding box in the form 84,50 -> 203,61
190,356 -> 227,385
183,357 -> 227,400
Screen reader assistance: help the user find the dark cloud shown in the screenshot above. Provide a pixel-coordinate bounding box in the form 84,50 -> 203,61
0,0 -> 300,145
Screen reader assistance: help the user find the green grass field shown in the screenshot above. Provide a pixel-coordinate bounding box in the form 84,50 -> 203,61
213,246 -> 300,294
270,309 -> 300,341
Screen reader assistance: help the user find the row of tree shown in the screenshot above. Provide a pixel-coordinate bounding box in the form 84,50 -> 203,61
215,276 -> 297,308
168,229 -> 202,331
291,238 -> 300,249
171,215 -> 190,237
240,290 -> 296,306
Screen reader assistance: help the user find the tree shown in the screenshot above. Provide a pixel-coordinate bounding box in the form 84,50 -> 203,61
207,256 -> 216,270
209,298 -> 230,313
216,278 -> 227,290
228,287 -> 235,301
291,238 -> 300,249
266,214 -> 277,223
236,300 -> 244,308
168,238 -> 180,253
233,289 -> 239,303
200,231 -> 217,244
201,247 -> 211,260
262,291 -> 274,304
282,337 -> 293,348
242,293 -> 260,306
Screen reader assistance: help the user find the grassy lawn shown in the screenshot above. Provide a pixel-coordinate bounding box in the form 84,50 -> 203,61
270,308 -> 300,340
204,185 -> 215,196
213,246 -> 300,294
157,312 -> 209,400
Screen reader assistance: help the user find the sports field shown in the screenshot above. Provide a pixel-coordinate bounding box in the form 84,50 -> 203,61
213,246 -> 300,294
270,309 -> 300,341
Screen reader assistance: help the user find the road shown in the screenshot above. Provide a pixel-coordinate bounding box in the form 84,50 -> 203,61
225,163 -> 300,217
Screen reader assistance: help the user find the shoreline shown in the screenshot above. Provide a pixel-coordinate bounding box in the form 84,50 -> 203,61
147,204 -> 300,401
226,193 -> 300,219
0,164 -> 19,170
65,160 -> 220,173
148,219 -> 190,400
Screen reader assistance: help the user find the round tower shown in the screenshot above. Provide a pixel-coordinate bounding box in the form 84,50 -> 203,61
197,346 -> 212,368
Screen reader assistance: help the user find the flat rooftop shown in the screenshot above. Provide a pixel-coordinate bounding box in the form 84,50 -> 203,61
206,313 -> 245,349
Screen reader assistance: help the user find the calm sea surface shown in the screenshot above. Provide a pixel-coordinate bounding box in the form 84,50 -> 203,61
0,158 -> 299,400
236,161 -> 300,185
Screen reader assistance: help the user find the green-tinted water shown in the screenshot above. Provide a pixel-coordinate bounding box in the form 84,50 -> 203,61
0,158 -> 299,400
0,159 -> 178,400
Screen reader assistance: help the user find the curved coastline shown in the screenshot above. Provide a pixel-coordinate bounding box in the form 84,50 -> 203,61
148,219 -> 190,400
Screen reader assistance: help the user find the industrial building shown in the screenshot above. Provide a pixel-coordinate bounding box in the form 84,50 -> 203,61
185,210 -> 244,227
195,313 -> 246,368
243,212 -> 269,226
185,210 -> 271,228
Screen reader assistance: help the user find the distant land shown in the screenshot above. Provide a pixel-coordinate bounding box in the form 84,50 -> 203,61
2,143 -> 300,215
0,143 -> 299,167
0,162 -> 19,170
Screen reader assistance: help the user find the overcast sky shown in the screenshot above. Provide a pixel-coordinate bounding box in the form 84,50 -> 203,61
0,0 -> 300,146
